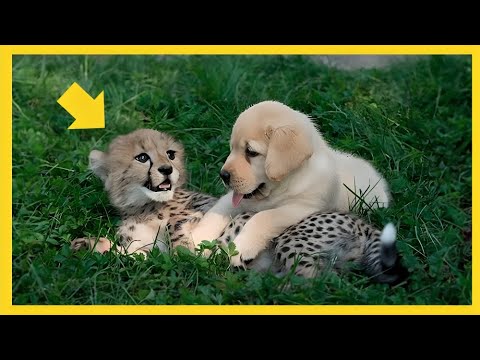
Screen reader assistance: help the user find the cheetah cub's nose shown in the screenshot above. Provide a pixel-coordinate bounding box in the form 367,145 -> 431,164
158,165 -> 173,175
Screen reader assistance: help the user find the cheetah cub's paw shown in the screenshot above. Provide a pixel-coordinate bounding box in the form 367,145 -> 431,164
71,237 -> 113,254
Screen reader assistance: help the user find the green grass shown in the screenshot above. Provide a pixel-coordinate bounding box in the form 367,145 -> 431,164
12,55 -> 472,305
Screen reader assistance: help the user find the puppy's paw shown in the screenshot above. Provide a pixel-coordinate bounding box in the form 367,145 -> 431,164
230,253 -> 255,268
230,234 -> 258,268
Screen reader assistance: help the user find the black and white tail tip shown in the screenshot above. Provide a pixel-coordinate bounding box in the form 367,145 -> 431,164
378,223 -> 409,285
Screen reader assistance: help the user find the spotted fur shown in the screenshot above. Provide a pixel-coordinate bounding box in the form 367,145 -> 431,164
218,212 -> 408,285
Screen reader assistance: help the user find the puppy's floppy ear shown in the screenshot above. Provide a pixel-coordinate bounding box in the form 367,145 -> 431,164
265,125 -> 313,181
89,150 -> 108,182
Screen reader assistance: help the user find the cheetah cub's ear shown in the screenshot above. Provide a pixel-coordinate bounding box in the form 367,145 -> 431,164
89,150 -> 108,182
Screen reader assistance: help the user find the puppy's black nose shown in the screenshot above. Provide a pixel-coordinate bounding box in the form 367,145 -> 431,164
220,170 -> 230,184
158,165 -> 173,175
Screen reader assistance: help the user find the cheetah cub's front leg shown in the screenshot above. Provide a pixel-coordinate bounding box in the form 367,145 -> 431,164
71,237 -> 113,254
71,219 -> 166,257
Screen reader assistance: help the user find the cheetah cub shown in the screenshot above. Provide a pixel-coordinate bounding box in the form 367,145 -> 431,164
72,129 -> 218,256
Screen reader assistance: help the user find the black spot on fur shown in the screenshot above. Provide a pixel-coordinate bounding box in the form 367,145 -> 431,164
291,231 -> 299,236
235,226 -> 241,235
281,247 -> 290,253
331,214 -> 336,219
301,236 -> 308,241
337,219 -> 344,225
316,226 -> 323,232
328,234 -> 337,238
288,252 -> 296,259
313,234 -> 322,239
277,253 -> 282,259
242,214 -> 251,220
305,229 -> 313,234
225,236 -> 231,243
310,217 -> 317,222
169,206 -> 177,211
128,225 -> 135,231
229,223 -> 233,228
314,244 -> 322,249
294,244 -> 303,248
327,227 -> 334,231
305,263 -> 313,268
193,201 -> 210,209
326,218 -> 332,224
299,260 -> 309,266
300,225 -> 307,229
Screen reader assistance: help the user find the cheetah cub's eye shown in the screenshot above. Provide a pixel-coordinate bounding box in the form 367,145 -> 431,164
166,150 -> 176,160
135,153 -> 150,163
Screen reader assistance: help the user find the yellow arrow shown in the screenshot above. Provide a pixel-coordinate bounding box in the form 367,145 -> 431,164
57,82 -> 105,130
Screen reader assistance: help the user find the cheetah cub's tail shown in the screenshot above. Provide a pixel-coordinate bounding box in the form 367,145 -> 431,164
366,223 -> 409,285
380,223 -> 397,268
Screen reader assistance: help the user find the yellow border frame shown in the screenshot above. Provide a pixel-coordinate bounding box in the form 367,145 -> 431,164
1,45 -> 476,315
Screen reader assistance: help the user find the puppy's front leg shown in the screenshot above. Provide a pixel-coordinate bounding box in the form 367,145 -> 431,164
231,205 -> 317,267
191,192 -> 239,246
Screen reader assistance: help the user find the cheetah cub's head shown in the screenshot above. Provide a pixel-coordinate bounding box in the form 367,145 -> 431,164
89,129 -> 185,212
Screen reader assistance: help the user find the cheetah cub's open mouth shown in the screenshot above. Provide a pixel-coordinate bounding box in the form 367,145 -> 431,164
144,178 -> 172,192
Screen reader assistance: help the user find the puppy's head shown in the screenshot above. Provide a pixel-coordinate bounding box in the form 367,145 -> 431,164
89,129 -> 185,212
221,101 -> 314,207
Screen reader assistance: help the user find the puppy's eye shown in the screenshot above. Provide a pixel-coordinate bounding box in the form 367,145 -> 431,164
166,150 -> 176,160
246,147 -> 259,158
135,153 -> 150,163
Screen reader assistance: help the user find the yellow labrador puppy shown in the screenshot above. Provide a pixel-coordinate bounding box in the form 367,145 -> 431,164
191,101 -> 390,266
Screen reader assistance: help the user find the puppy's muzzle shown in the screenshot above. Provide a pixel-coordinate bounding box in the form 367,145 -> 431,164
220,170 -> 230,185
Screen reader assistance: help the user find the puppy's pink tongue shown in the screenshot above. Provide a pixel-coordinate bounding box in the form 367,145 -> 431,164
232,192 -> 244,208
